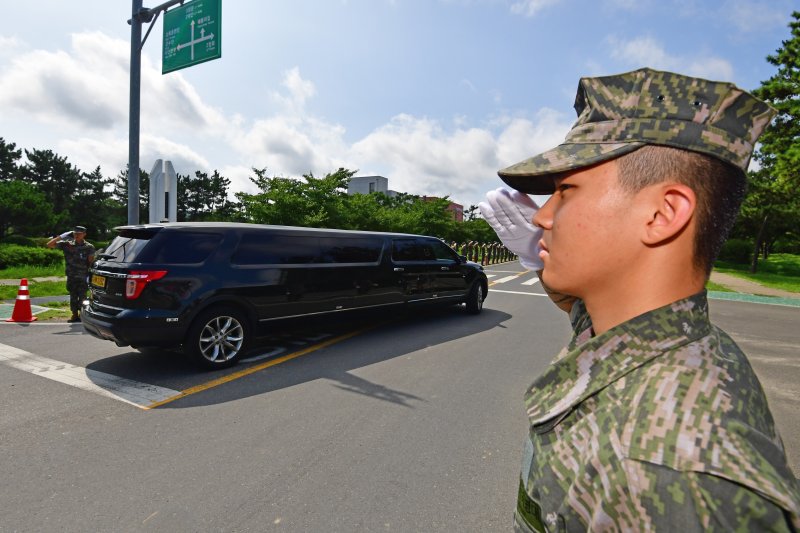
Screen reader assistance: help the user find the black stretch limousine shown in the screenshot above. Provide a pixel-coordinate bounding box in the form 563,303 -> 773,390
82,223 -> 488,368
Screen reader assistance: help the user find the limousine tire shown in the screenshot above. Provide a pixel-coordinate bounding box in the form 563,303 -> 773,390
186,306 -> 250,369
465,282 -> 484,315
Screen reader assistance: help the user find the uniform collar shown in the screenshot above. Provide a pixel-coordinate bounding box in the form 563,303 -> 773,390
525,291 -> 711,427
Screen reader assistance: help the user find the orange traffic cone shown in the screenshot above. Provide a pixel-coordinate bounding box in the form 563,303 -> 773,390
6,278 -> 37,323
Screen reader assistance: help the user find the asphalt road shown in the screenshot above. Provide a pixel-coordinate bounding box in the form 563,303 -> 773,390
0,265 -> 797,532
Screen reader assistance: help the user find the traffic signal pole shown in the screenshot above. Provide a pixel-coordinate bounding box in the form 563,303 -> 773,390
127,0 -> 185,225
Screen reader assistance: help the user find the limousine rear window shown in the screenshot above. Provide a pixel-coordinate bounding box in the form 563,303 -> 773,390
102,232 -> 156,262
135,233 -> 223,264
231,234 -> 383,265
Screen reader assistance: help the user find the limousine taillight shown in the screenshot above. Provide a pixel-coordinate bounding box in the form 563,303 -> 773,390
125,270 -> 168,299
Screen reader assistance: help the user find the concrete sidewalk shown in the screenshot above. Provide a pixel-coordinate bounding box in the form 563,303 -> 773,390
709,271 -> 799,299
0,276 -> 66,286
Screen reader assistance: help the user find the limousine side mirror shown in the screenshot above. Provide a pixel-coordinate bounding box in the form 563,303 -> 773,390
459,254 -> 468,263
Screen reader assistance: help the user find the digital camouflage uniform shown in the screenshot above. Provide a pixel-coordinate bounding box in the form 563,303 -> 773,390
492,69 -> 800,531
514,293 -> 800,532
56,239 -> 96,314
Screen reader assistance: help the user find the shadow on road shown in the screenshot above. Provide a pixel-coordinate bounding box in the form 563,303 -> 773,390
84,304 -> 512,408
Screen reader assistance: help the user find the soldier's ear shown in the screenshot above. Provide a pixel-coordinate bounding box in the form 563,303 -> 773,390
640,182 -> 695,246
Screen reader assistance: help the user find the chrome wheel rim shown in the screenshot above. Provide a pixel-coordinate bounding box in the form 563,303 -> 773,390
475,284 -> 483,310
198,315 -> 244,363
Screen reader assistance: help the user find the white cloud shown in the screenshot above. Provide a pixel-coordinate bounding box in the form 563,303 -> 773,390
350,108 -> 571,204
509,0 -> 563,17
607,35 -> 734,80
0,33 -> 127,130
0,35 -> 22,58
604,0 -> 647,9
724,0 -> 787,32
0,31 -> 226,135
0,30 -> 572,208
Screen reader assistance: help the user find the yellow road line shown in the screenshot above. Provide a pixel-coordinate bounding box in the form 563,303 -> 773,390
145,326 -> 373,409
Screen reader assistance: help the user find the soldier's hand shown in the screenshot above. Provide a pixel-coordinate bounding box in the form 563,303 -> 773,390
59,231 -> 73,240
478,188 -> 543,270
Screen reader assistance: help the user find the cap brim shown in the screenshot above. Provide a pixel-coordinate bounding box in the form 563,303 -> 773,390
497,141 -> 645,194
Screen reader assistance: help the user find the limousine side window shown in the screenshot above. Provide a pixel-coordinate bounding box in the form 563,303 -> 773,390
232,234 -> 319,265
428,239 -> 459,262
392,238 -> 456,262
318,237 -> 384,264
232,234 -> 384,265
392,238 -> 428,262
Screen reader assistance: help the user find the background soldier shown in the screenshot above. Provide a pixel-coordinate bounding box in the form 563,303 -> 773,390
480,68 -> 800,531
47,225 -> 95,323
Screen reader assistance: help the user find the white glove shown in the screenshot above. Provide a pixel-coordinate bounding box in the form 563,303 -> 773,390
478,188 -> 543,271
59,231 -> 73,240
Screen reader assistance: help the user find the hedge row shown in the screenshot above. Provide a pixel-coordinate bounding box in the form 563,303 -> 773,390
0,244 -> 64,269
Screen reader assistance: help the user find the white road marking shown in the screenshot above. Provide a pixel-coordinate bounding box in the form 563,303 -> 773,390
521,278 -> 540,286
483,270 -> 525,274
493,275 -> 520,284
0,342 -> 179,409
489,289 -> 549,297
240,347 -> 286,363
485,274 -> 497,278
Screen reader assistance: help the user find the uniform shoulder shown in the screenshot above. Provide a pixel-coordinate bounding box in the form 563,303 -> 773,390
621,327 -> 799,517
629,461 -> 800,530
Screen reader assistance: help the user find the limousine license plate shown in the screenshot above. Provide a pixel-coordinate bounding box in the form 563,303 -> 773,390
91,274 -> 106,289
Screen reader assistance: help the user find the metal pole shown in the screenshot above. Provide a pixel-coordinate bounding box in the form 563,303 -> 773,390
128,0 -> 143,225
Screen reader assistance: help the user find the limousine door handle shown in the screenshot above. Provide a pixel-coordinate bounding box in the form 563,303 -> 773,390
393,267 -> 404,272
440,266 -> 450,271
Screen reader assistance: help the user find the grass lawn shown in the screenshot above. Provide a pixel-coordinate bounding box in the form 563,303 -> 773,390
0,264 -> 68,300
0,280 -> 68,300
0,264 -> 64,279
705,280 -> 733,292
714,253 -> 800,294
34,300 -> 73,321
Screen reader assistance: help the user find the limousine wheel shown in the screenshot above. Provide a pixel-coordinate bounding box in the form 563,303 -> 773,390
465,282 -> 484,314
187,307 -> 250,369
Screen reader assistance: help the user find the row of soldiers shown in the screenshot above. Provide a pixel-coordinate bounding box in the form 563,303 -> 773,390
449,241 -> 515,265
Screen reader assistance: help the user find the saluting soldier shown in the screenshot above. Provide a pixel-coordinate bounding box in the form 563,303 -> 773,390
480,68 -> 800,531
47,225 -> 96,323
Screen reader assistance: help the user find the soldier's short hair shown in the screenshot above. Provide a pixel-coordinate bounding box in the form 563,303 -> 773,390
616,145 -> 745,275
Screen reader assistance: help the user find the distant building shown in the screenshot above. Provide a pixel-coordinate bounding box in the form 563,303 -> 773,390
422,196 -> 464,222
347,175 -> 399,197
348,176 -> 463,221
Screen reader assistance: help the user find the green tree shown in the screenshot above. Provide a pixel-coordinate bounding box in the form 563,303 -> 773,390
742,11 -> 800,271
179,170 -> 241,221
110,167 -> 150,225
463,204 -> 480,221
0,180 -> 54,238
237,167 -> 354,228
19,148 -> 83,232
0,138 -> 22,182
72,166 -> 117,239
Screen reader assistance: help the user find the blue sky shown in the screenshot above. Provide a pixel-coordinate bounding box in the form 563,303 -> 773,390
1,0 -> 794,208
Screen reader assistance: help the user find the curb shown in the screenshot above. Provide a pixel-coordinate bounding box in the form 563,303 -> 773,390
707,291 -> 800,308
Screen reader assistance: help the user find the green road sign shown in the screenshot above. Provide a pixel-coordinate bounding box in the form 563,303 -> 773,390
162,0 -> 221,74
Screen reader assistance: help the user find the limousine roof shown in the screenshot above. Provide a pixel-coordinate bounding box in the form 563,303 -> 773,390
113,222 -> 430,240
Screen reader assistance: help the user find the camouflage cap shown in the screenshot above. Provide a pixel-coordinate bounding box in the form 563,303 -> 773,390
498,67 -> 777,194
